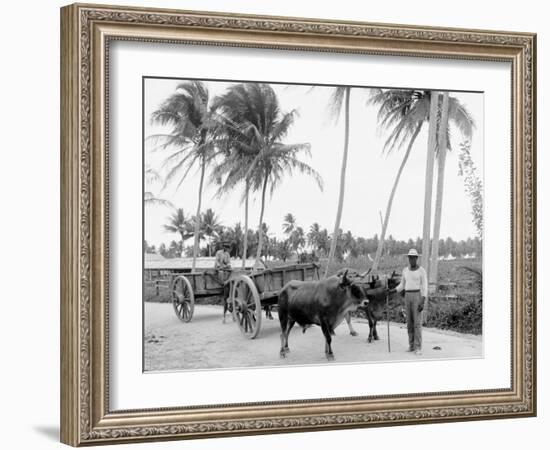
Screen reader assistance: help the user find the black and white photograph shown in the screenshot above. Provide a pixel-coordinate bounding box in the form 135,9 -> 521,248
142,77 -> 483,372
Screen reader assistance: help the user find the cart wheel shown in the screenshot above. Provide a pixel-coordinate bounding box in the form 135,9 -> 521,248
232,275 -> 262,339
172,275 -> 194,323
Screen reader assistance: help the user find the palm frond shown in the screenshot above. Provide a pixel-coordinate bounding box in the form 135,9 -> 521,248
162,152 -> 201,191
370,89 -> 431,155
448,97 -> 475,139
326,87 -> 347,124
270,109 -> 299,143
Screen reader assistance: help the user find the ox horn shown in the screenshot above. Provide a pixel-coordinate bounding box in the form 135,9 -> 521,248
359,268 -> 372,278
340,269 -> 350,286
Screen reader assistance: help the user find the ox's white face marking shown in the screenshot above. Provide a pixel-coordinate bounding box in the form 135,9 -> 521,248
332,287 -> 365,328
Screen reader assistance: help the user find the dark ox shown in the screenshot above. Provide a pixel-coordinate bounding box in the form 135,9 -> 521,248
278,270 -> 367,360
363,272 -> 400,343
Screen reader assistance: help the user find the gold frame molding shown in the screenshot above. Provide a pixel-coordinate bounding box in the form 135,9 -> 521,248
60,2 -> 536,446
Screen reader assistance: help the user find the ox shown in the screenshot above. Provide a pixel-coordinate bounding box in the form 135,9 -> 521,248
363,272 -> 400,343
335,268 -> 370,336
278,270 -> 367,360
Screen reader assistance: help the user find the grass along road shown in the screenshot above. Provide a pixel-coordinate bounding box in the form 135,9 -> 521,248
144,303 -> 482,372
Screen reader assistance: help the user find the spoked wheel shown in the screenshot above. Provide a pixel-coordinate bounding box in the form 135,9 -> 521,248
172,275 -> 195,323
231,275 -> 262,339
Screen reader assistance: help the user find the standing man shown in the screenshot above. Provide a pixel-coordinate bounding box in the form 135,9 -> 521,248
389,249 -> 427,355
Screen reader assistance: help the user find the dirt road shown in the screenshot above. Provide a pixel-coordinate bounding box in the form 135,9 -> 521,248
144,303 -> 482,372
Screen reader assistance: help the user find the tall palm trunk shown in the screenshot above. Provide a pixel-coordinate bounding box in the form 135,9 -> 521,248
191,154 -> 205,272
255,171 -> 269,263
429,92 -> 450,286
242,181 -> 249,268
421,92 -> 440,276
372,122 -> 423,271
325,87 -> 351,278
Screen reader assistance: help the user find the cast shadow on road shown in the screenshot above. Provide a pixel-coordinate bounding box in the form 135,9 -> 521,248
33,425 -> 59,441
172,313 -> 223,324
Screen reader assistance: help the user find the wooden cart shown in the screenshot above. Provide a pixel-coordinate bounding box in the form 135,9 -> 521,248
171,263 -> 320,339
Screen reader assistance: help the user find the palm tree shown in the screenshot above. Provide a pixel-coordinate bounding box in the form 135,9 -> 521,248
421,92 -> 441,277
168,240 -> 182,258
282,213 -> 297,236
324,87 -> 352,277
257,223 -> 272,259
426,92 -> 449,284
264,234 -> 277,260
275,239 -> 292,262
217,223 -> 244,258
341,230 -> 357,259
213,83 -> 323,264
149,81 -> 221,272
232,223 -> 244,258
211,85 -> 288,268
290,226 -> 305,254
163,208 -> 194,257
307,222 -> 321,249
429,92 -> 475,286
245,229 -> 258,259
368,89 -> 431,270
369,89 -> 473,282
200,208 -> 222,256
318,228 -> 331,257
209,132 -> 256,267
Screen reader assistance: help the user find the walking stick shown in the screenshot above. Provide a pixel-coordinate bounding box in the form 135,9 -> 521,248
386,278 -> 391,353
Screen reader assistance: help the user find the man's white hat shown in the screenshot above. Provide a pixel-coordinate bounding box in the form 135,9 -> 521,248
407,248 -> 419,257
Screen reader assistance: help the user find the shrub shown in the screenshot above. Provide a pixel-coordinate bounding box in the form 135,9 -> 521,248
425,297 -> 482,334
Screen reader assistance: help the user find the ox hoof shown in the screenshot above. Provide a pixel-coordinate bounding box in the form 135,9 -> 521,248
350,331 -> 359,337
326,354 -> 335,361
280,348 -> 290,358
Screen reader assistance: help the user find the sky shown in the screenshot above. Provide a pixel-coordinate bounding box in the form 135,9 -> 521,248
143,77 -> 483,249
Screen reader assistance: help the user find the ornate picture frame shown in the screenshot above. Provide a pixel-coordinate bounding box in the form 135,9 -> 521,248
60,3 -> 536,446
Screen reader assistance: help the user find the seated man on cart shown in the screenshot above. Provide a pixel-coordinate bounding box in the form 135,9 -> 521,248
214,240 -> 232,282
215,240 -> 233,322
